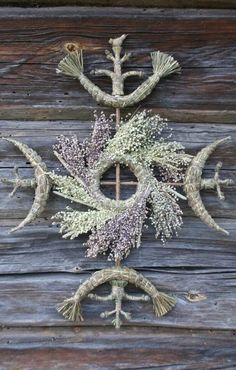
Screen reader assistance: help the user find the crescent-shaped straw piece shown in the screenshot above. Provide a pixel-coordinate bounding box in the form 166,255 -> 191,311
184,136 -> 231,235
3,138 -> 52,233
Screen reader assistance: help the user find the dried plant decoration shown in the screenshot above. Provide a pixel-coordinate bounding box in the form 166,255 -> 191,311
57,266 -> 176,329
1,35 -> 233,328
51,110 -> 191,260
1,138 -> 52,233
56,34 -> 181,108
184,136 -> 233,235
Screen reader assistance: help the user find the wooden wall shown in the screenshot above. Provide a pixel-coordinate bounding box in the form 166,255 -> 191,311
0,6 -> 236,369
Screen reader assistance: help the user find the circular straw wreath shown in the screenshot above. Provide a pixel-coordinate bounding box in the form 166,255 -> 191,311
49,110 -> 191,261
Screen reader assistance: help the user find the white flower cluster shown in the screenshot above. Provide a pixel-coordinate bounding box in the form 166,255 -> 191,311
149,181 -> 183,242
105,110 -> 167,162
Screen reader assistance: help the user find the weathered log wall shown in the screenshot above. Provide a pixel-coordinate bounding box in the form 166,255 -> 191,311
0,7 -> 235,369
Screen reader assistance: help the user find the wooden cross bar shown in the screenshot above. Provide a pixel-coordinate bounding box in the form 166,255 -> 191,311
101,180 -> 183,187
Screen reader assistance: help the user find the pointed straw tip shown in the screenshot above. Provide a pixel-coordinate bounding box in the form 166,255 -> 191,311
220,227 -> 229,236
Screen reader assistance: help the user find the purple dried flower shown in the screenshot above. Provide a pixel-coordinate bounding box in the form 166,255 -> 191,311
53,113 -> 113,186
54,134 -> 89,184
86,191 -> 149,262
86,112 -> 113,168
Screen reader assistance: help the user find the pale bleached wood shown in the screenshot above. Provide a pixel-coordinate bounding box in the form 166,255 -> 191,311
0,218 -> 236,273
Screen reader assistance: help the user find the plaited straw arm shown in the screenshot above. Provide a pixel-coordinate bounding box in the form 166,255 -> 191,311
57,266 -> 176,326
56,50 -> 180,108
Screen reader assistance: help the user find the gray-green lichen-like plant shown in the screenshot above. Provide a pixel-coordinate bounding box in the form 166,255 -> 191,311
50,110 -> 191,262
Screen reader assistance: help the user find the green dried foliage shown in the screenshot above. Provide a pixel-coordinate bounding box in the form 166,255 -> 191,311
105,110 -> 164,158
143,142 -> 191,182
104,110 -> 191,180
48,172 -> 100,209
53,208 -> 116,240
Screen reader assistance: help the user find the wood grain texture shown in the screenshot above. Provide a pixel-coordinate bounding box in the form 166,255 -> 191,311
0,8 -> 235,121
0,327 -> 236,370
1,218 -> 236,273
1,1 -> 236,9
0,327 -> 235,370
0,270 -> 236,329
0,6 -> 236,369
1,121 -> 235,167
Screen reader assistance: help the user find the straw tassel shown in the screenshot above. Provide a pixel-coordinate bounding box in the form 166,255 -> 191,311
57,298 -> 83,322
56,50 -> 84,77
56,44 -> 180,108
151,51 -> 181,78
152,292 -> 176,317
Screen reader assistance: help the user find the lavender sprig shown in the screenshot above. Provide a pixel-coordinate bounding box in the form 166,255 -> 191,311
86,190 -> 149,262
86,112 -> 113,168
54,134 -> 89,184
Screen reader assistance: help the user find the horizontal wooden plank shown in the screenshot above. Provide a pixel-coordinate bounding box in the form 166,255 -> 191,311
0,270 -> 235,329
1,122 -> 235,168
0,327 -> 236,370
0,119 -> 235,134
0,8 -> 235,120
1,7 -> 236,19
1,1 -> 236,9
1,107 -> 236,123
0,218 -> 236,273
1,66 -> 235,111
0,27 -> 235,68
